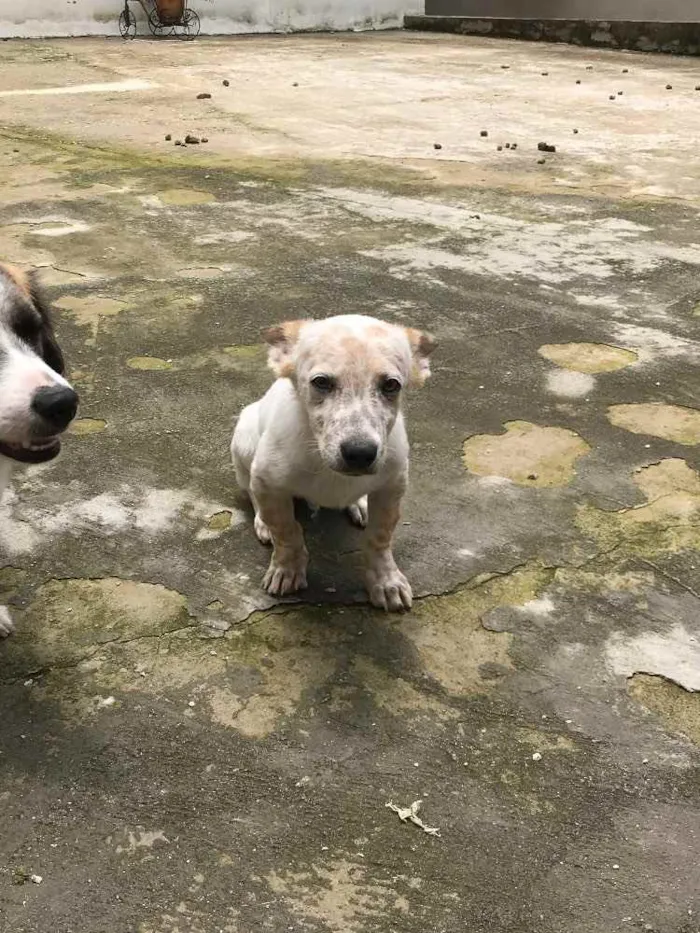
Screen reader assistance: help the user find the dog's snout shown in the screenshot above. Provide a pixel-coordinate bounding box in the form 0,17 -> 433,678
340,438 -> 379,473
31,385 -> 79,431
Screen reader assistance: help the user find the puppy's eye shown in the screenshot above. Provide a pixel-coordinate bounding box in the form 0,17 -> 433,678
310,374 -> 335,394
380,377 -> 402,397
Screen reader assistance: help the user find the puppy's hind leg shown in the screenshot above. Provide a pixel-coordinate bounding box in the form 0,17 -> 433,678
235,460 -> 272,545
231,403 -> 271,543
251,491 -> 272,545
346,495 -> 368,529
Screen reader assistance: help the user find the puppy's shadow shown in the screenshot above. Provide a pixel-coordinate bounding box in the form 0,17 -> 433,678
235,491 -> 367,605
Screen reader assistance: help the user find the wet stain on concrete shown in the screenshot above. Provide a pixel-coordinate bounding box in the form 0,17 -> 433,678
577,458 -> 700,558
127,356 -> 173,371
126,346 -> 264,374
628,673 -> 700,745
350,655 -> 459,722
207,510 -> 233,532
403,564 -> 553,694
538,342 -> 638,373
69,417 -> 107,436
463,421 -> 591,487
55,294 -> 127,335
608,403 -> 700,445
0,577 -> 190,679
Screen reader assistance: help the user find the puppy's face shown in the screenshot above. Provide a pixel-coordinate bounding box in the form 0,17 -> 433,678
0,264 -> 78,465
266,315 -> 434,476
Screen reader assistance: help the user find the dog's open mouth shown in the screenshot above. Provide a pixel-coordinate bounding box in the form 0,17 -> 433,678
0,436 -> 61,464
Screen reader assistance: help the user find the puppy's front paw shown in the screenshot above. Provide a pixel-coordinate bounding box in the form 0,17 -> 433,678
366,567 -> 413,612
0,606 -> 15,638
263,556 -> 308,596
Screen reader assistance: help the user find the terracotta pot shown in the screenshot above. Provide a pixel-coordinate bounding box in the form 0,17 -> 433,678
155,0 -> 185,24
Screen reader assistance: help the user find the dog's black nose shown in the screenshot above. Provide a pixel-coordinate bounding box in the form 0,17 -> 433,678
31,385 -> 79,431
340,439 -> 379,472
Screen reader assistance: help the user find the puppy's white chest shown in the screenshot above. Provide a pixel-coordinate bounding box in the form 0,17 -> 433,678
294,470 -> 380,510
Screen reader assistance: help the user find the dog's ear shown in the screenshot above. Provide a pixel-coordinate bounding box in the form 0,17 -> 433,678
0,263 -> 32,299
28,270 -> 66,376
264,320 -> 308,377
405,327 -> 436,386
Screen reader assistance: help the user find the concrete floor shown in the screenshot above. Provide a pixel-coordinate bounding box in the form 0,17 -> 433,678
0,30 -> 699,933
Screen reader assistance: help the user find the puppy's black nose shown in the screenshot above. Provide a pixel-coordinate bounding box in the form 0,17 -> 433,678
340,439 -> 379,472
31,385 -> 79,432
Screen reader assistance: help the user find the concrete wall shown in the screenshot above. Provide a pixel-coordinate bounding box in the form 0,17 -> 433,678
0,0 -> 419,38
422,0 -> 699,22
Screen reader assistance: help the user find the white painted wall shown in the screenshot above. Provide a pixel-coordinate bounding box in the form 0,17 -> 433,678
0,0 -> 418,37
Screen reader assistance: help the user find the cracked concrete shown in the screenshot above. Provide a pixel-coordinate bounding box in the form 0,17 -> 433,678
0,30 -> 700,933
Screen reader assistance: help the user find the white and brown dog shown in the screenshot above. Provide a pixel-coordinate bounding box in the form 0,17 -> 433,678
231,314 -> 434,612
0,264 -> 78,636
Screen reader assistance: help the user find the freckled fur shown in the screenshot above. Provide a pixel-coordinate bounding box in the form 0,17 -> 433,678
231,313 -> 434,610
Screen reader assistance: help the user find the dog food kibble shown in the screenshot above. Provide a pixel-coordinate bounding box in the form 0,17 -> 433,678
497,145 -> 503,151
622,68 -> 629,73
505,142 -> 511,148
185,134 -> 200,144
165,134 -> 171,141
527,473 -> 538,480
537,142 -> 556,152
222,79 -> 230,86
433,142 -> 442,150
196,92 -> 212,99
609,94 -> 616,100
511,142 -> 517,149
573,128 -> 579,134
201,138 -> 209,143
501,64 -> 509,69
292,82 -> 299,87
618,90 -> 623,95
575,79 -> 581,84
666,84 -> 673,90
480,130 -> 488,137
537,158 -> 546,165
541,71 -> 548,76
696,85 -> 700,91
586,65 -> 593,70
175,140 -> 183,146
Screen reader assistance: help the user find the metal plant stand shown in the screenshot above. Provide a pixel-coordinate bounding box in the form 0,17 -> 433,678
119,0 -> 201,39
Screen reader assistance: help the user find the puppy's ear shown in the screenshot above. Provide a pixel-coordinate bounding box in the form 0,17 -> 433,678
28,270 -> 66,376
264,320 -> 308,377
405,327 -> 436,386
0,263 -> 32,299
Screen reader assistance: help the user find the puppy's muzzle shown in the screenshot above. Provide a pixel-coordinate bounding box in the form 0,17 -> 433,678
32,385 -> 79,433
339,438 -> 379,475
0,385 -> 79,465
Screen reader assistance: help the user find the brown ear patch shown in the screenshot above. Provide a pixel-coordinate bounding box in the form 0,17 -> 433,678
405,327 -> 436,358
0,262 -> 32,299
405,327 -> 436,385
264,319 -> 309,377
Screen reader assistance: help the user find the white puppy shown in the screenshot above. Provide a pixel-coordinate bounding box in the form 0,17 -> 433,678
231,314 -> 434,611
0,263 -> 78,636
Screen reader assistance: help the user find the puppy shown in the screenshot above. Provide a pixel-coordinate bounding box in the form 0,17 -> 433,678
0,264 -> 79,636
231,314 -> 434,611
